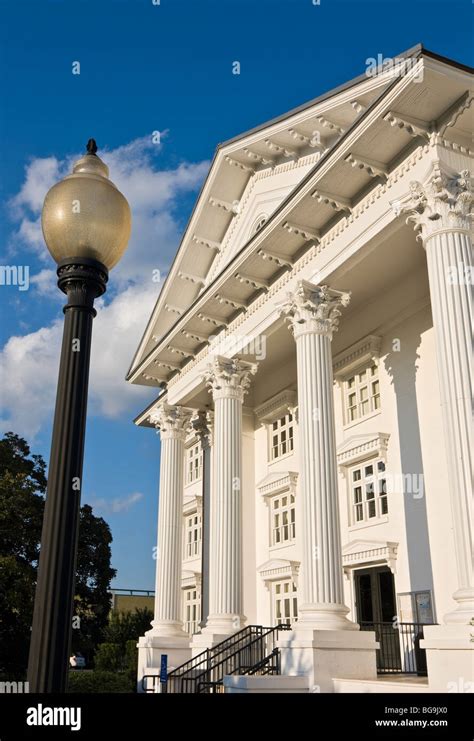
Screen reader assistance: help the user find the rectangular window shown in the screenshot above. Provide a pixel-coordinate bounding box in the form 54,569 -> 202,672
344,363 -> 381,424
183,587 -> 200,636
184,511 -> 202,559
270,414 -> 294,461
186,443 -> 203,484
271,493 -> 296,545
350,459 -> 387,526
273,579 -> 298,626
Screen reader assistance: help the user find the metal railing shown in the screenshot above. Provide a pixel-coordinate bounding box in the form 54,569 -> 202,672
360,621 -> 433,675
142,624 -> 291,694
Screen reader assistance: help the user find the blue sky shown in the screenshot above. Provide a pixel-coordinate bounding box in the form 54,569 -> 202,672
0,0 -> 472,590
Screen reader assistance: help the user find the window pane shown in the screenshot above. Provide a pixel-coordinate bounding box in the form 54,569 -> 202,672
353,469 -> 361,482
368,500 -> 376,518
359,370 -> 367,382
365,465 -> 373,477
360,386 -> 368,401
378,460 -> 385,472
381,497 -> 388,515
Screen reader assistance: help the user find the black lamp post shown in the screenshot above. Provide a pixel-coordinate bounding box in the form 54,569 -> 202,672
27,140 -> 131,693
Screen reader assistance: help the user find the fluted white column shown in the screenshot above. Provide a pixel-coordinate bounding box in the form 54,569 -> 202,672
279,281 -> 357,630
397,164 -> 473,624
202,356 -> 257,635
191,410 -> 213,629
148,403 -> 193,637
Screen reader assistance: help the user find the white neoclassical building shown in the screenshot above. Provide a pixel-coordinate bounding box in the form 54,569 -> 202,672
127,44 -> 473,693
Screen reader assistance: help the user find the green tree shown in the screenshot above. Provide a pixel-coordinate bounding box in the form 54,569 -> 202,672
0,432 -> 116,676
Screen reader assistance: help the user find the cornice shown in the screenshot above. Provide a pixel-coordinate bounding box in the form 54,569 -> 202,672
333,334 -> 382,378
256,471 -> 299,498
337,432 -> 390,467
255,389 -> 297,424
342,539 -> 398,573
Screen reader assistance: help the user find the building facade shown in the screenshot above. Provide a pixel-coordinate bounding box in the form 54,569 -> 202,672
128,45 -> 473,692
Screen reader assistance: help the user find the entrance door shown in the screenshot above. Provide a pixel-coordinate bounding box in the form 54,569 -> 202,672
354,567 -> 401,672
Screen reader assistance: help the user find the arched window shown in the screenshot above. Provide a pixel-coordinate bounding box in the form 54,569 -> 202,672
251,214 -> 267,236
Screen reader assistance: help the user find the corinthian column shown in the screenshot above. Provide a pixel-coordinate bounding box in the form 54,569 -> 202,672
148,402 -> 193,637
278,281 -> 356,630
202,356 -> 257,637
396,163 -> 473,624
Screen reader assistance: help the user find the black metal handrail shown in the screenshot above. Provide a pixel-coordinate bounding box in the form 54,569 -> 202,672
142,623 -> 291,693
360,621 -> 434,675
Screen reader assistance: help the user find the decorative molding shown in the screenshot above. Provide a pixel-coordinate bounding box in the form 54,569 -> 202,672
311,188 -> 352,213
333,334 -> 382,378
243,148 -> 275,166
257,248 -> 293,268
181,329 -> 210,343
277,280 -> 351,340
234,272 -> 269,291
178,271 -> 205,286
153,359 -> 181,371
257,558 -> 300,583
192,235 -> 222,252
224,155 -> 254,173
255,389 -> 297,424
264,138 -> 298,159
149,402 -> 193,438
344,153 -> 388,180
203,355 -> 258,402
164,304 -> 184,316
209,196 -> 241,215
214,293 -> 247,310
181,570 -> 202,589
288,128 -> 325,149
256,471 -> 298,498
166,345 -> 195,359
350,100 -> 366,114
337,432 -> 390,467
316,115 -> 345,135
393,163 -> 473,241
197,312 -> 228,327
437,91 -> 473,137
383,111 -> 430,140
283,221 -> 320,241
342,539 -> 398,574
165,144 -> 432,390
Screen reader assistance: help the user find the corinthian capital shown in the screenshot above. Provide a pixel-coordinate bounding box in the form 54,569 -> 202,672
204,355 -> 258,401
277,280 -> 351,339
149,402 -> 193,439
393,163 -> 473,242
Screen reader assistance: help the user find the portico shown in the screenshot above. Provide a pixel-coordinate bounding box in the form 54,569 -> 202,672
129,46 -> 473,692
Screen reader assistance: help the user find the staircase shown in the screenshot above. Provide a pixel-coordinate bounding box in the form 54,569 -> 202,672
142,624 -> 291,694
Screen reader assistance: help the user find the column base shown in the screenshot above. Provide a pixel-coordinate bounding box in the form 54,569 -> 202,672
443,587 -> 474,625
146,619 -> 189,639
421,624 -> 474,692
277,628 -> 378,693
296,602 -> 360,631
137,633 -> 191,693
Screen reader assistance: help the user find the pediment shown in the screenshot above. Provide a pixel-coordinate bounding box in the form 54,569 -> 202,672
257,558 -> 300,582
342,539 -> 398,572
256,471 -> 298,497
337,432 -> 389,466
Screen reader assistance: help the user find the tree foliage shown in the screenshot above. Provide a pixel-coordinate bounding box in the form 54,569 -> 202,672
0,432 -> 116,676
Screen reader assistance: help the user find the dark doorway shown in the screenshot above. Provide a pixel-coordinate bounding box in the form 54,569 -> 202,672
355,566 -> 402,672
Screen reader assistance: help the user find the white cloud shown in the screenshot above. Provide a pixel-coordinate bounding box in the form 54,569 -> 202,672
87,491 -> 144,515
0,136 -> 209,438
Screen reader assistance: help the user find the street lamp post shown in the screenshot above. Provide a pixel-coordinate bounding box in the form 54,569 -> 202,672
27,140 -> 131,693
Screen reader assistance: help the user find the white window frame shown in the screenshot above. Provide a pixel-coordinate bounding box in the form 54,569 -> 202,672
183,586 -> 200,636
271,492 -> 296,546
349,458 -> 388,527
343,362 -> 381,425
186,442 -> 203,485
272,579 -> 298,626
269,412 -> 295,461
184,511 -> 202,559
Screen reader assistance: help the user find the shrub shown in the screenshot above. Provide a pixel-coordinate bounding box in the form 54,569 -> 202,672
94,642 -> 123,672
67,670 -> 131,693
